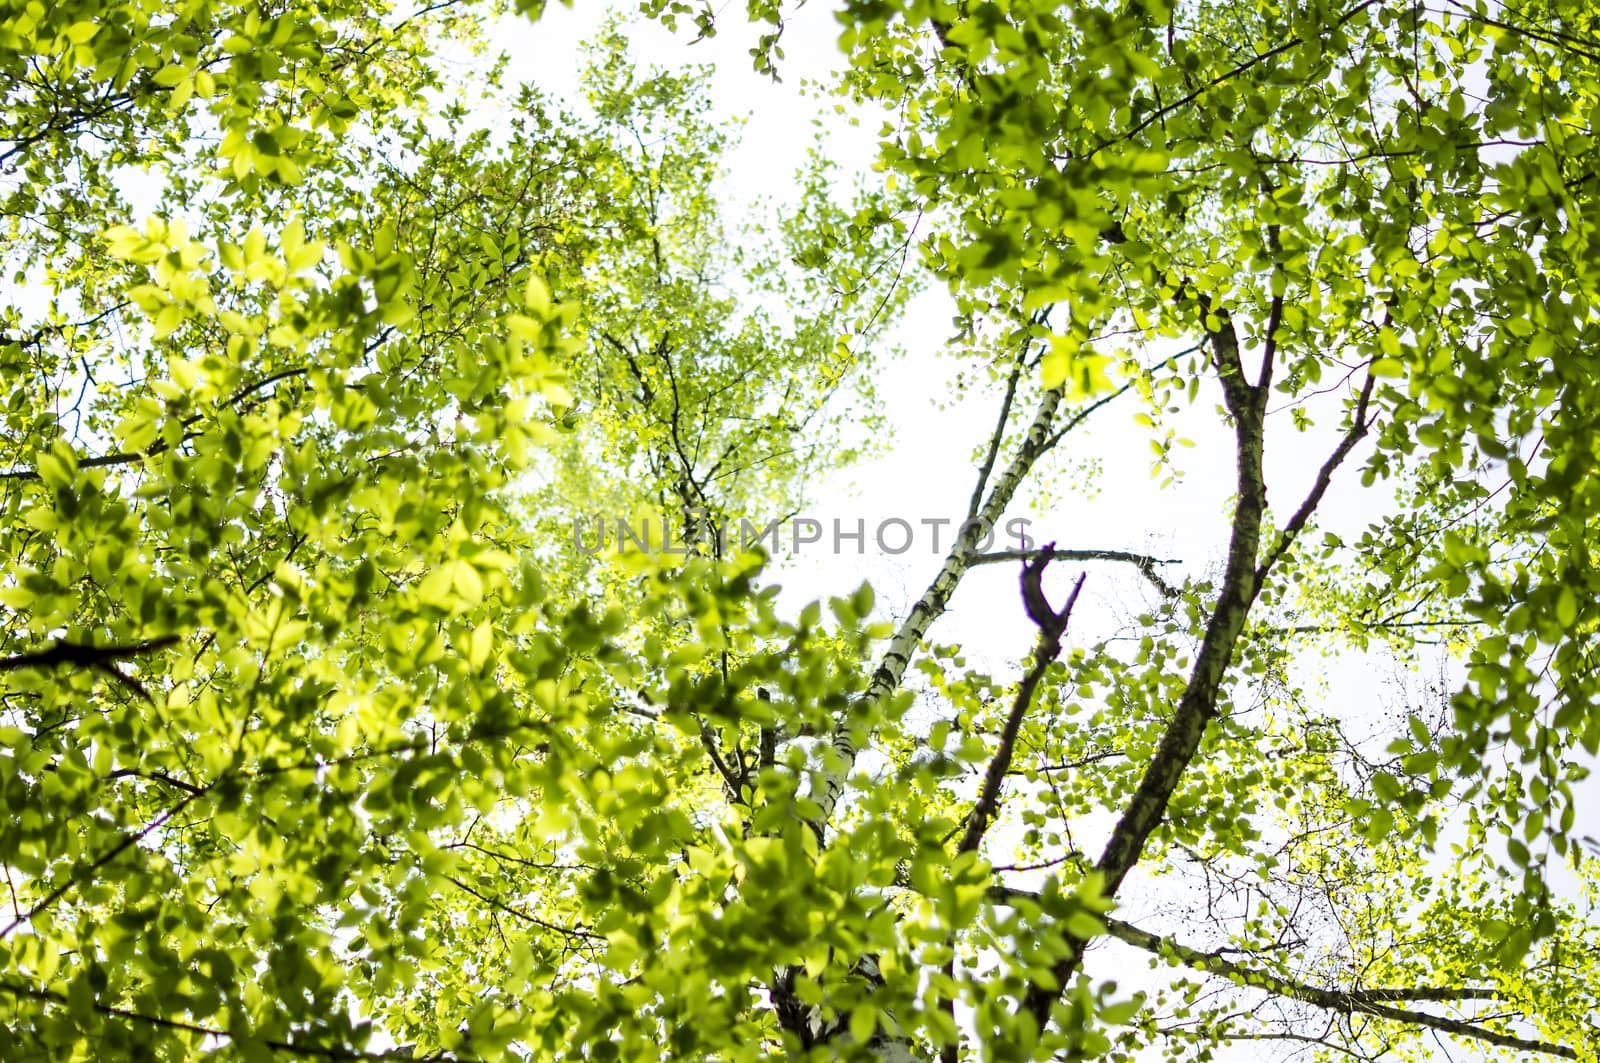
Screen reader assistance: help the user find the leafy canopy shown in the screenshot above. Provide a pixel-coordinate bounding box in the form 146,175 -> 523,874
1,0 -> 1599,1061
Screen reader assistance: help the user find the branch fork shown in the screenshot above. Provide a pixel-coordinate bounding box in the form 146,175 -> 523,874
1021,544 -> 1088,639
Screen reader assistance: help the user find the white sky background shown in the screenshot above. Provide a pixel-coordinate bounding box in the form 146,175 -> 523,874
484,3 -> 1600,1060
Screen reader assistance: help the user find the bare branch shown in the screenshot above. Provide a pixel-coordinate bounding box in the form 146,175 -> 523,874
1255,368 -> 1377,584
959,556 -> 1086,856
971,547 -> 1180,598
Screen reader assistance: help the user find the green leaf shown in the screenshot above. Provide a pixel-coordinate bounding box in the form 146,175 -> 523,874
1555,585 -> 1578,628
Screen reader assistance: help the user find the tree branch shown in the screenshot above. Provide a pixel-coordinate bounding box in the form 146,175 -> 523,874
0,636 -> 179,702
0,364 -> 309,482
971,547 -> 1180,598
105,768 -> 206,796
1254,368 -> 1377,584
1023,308 -> 1271,1027
966,328 -> 1034,521
0,789 -> 203,939
1099,0 -> 1381,153
440,873 -> 603,945
809,384 -> 1068,834
0,979 -> 466,1061
999,895 -> 1577,1060
0,636 -> 179,673
958,555 -> 1086,856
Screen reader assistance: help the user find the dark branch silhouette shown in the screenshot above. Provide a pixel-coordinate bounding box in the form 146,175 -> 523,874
0,636 -> 179,701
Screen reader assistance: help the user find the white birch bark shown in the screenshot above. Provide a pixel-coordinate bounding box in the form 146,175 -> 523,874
812,384 -> 1063,832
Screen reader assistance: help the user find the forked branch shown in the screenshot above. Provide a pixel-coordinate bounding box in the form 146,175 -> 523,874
959,551 -> 1087,856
